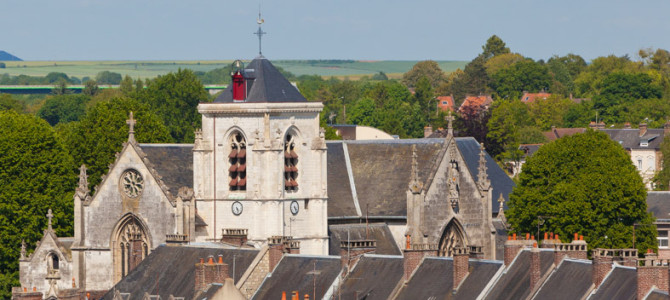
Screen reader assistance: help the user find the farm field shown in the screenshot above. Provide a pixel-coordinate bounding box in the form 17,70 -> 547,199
0,59 -> 467,80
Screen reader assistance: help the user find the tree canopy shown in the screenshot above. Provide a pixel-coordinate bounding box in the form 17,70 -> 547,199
402,60 -> 446,88
58,97 -> 173,193
37,94 -> 89,126
507,130 -> 656,252
0,111 -> 77,299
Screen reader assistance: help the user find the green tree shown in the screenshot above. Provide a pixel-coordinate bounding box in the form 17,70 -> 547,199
481,35 -> 511,59
402,60 -> 446,88
485,53 -> 525,76
37,94 -> 89,126
59,97 -> 173,193
137,69 -> 210,142
0,62 -> 5,68
527,95 -> 575,130
573,55 -> 641,97
82,79 -> 99,97
413,76 -> 434,119
508,130 -> 655,253
490,59 -> 552,100
120,75 -> 134,95
0,94 -> 24,112
371,71 -> 388,81
45,72 -> 71,84
655,137 -> 670,190
486,99 -> 531,158
95,71 -> 123,85
0,111 -> 77,299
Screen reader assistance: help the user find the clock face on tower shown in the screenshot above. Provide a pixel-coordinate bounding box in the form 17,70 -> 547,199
232,201 -> 243,216
290,200 -> 299,215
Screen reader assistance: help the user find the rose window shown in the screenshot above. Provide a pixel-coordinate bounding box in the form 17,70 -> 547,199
121,170 -> 144,198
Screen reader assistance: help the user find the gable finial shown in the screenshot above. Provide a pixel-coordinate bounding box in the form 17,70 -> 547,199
446,111 -> 454,138
254,6 -> 266,56
409,144 -> 423,194
76,165 -> 89,198
126,111 -> 137,144
20,240 -> 26,260
46,208 -> 54,231
477,143 -> 490,190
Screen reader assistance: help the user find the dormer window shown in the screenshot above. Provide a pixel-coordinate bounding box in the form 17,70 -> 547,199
228,132 -> 247,191
48,253 -> 59,271
284,134 -> 299,192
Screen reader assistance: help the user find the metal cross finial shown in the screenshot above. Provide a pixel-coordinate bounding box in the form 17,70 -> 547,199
126,111 -> 136,143
47,209 -> 53,231
254,8 -> 266,56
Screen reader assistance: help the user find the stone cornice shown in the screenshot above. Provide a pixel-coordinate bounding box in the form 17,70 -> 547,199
198,102 -> 324,115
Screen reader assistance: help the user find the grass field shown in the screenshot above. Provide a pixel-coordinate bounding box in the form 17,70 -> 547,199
0,59 -> 466,80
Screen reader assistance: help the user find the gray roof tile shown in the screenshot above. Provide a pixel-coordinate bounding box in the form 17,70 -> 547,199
251,255 -> 342,300
533,259 -> 592,300
336,255 -> 404,300
139,144 -> 193,196
328,224 -> 401,256
590,266 -> 637,300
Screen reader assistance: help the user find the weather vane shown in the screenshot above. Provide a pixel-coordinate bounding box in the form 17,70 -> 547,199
254,6 -> 266,56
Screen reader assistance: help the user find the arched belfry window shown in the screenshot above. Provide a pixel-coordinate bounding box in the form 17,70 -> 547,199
284,133 -> 299,192
228,132 -> 247,191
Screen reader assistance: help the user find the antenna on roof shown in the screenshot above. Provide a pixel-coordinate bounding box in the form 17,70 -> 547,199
254,5 -> 266,56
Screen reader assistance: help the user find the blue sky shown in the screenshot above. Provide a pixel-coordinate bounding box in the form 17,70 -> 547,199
2,0 -> 669,62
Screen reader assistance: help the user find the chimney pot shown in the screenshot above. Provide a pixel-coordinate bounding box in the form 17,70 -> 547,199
304,295 -> 310,300
544,232 -> 548,240
574,233 -> 578,241
580,235 -> 584,241
526,233 -> 530,240
531,235 -> 535,241
282,291 -> 287,300
218,255 -> 223,264
207,256 -> 214,265
23,288 -> 26,292
513,233 -> 517,240
33,287 -> 36,292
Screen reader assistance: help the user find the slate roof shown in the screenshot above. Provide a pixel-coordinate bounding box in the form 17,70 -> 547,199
336,255 -> 404,300
139,144 -> 193,196
326,138 -> 515,218
590,265 -> 637,300
484,249 -> 554,300
519,144 -> 542,159
601,128 -> 664,150
533,259 -> 592,300
395,257 -> 503,300
492,219 -> 508,260
456,137 -> 513,212
647,192 -> 670,221
328,224 -> 401,256
102,245 -> 259,300
214,57 -> 306,103
251,255 -> 342,300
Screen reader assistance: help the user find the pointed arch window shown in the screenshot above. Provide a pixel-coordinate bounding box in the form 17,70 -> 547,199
113,215 -> 150,281
438,220 -> 466,257
284,133 -> 299,192
48,253 -> 59,271
228,132 -> 247,191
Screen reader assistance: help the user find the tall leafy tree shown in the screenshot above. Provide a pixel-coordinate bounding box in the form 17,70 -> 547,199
0,111 -> 77,299
490,59 -> 552,100
0,94 -> 24,112
58,97 -> 173,193
508,130 -> 656,252
37,94 -> 89,126
137,69 -> 210,142
95,71 -> 122,85
402,60 -> 446,88
481,35 -> 511,59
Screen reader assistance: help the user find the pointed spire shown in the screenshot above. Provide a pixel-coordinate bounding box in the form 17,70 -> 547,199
20,240 -> 26,260
446,111 -> 455,137
409,144 -> 423,194
46,208 -> 54,231
477,143 -> 490,190
126,111 -> 137,144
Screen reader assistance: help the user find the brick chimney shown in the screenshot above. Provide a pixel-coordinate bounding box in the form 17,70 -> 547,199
637,250 -> 669,300
592,249 -> 627,287
504,233 -> 534,266
11,288 -> 43,300
195,255 -> 229,293
640,122 -> 648,137
530,243 -> 541,292
221,228 -> 248,247
268,236 -> 300,272
424,126 -> 433,138
453,247 -> 470,292
403,237 -> 437,281
340,240 -> 376,272
625,122 -> 632,129
541,232 -> 561,249
553,233 -> 587,266
597,121 -> 606,130
589,121 -> 597,130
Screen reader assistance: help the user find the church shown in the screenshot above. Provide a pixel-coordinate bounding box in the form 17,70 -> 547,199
15,55 -> 513,299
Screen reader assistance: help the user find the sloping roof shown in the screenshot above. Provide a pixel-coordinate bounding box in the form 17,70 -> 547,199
493,219 -> 508,259
102,245 -> 259,300
484,249 -> 554,300
336,255 -> 404,300
601,128 -> 664,150
326,138 -> 515,218
396,257 -> 503,300
521,92 -> 551,104
139,144 -> 193,196
590,265 -> 637,300
646,289 -> 670,300
328,224 -> 401,255
251,255 -> 342,300
456,137 -> 514,213
214,57 -> 307,103
543,128 -> 586,141
533,259 -> 592,300
647,192 -> 670,221
437,95 -> 455,112
519,144 -> 542,159
458,95 -> 493,113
